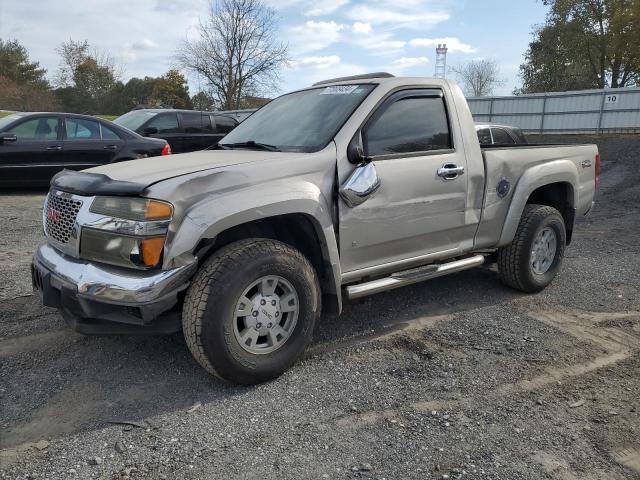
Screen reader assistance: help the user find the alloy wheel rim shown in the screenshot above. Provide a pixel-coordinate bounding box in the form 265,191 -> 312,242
232,275 -> 299,355
530,227 -> 557,275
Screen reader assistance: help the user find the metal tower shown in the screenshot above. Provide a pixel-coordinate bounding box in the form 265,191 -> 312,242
434,44 -> 448,79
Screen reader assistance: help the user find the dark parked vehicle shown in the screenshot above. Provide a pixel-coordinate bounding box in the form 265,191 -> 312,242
0,112 -> 170,188
113,109 -> 239,153
475,123 -> 528,146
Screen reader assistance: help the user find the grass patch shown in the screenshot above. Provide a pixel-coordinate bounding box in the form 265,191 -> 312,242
0,111 -> 13,118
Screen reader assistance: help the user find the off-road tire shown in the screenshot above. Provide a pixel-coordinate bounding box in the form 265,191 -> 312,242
182,239 -> 321,385
497,204 -> 566,293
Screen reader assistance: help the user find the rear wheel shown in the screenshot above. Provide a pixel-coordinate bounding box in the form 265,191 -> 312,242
182,239 -> 321,385
497,204 -> 566,293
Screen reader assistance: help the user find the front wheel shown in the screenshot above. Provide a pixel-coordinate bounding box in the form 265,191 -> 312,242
497,204 -> 566,293
182,239 -> 321,385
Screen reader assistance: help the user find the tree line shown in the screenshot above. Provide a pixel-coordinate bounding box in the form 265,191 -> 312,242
0,38 -> 201,115
0,0 -> 288,115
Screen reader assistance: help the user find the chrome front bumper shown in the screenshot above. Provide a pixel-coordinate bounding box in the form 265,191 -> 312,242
32,242 -> 197,331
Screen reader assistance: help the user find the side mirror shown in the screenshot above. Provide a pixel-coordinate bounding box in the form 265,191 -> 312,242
0,133 -> 17,144
339,162 -> 382,208
143,127 -> 158,136
347,132 -> 370,165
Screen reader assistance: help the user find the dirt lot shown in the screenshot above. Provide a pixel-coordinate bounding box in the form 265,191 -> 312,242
1,135 -> 639,480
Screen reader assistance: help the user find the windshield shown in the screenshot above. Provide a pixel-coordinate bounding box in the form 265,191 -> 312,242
220,84 -> 376,152
113,110 -> 156,131
0,114 -> 23,131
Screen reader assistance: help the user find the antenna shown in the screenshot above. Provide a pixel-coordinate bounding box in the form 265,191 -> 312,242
435,44 -> 448,79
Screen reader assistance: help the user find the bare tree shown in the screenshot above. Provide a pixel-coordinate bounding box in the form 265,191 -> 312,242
450,59 -> 505,97
176,0 -> 288,110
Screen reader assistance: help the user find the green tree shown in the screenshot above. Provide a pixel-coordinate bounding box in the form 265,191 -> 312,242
519,0 -> 640,93
149,69 -> 192,108
0,39 -> 56,110
121,77 -> 157,108
191,91 -> 215,111
53,39 -> 123,113
0,39 -> 48,86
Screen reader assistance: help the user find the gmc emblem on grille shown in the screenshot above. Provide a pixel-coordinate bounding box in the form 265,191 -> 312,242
47,207 -> 60,223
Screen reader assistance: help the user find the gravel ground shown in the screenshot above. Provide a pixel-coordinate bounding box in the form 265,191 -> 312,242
1,135 -> 639,480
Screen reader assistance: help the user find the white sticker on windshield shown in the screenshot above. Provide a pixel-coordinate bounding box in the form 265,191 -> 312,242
320,85 -> 359,95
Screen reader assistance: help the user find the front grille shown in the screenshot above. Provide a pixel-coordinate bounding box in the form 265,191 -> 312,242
44,192 -> 83,244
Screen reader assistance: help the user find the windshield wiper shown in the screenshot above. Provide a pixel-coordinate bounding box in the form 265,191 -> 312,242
218,140 -> 281,152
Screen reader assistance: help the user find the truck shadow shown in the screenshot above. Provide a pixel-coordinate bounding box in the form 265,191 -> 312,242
0,266 -> 520,450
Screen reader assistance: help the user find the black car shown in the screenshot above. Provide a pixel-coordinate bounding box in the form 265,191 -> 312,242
0,112 -> 170,188
475,123 -> 528,146
113,109 -> 239,154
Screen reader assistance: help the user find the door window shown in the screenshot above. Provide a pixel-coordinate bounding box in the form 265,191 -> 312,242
365,95 -> 452,156
477,128 -> 492,145
491,128 -> 515,144
66,118 -> 101,140
213,115 -> 237,134
182,113 -> 206,133
202,116 -> 213,131
100,124 -> 121,140
147,114 -> 180,133
8,117 -> 59,140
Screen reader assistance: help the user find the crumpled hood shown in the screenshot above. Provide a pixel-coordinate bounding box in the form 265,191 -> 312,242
84,149 -> 295,187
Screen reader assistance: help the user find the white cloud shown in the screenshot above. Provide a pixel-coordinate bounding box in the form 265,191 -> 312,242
305,0 -> 349,16
291,55 -> 341,69
352,22 -> 372,34
347,5 -> 449,28
287,21 -> 345,53
131,39 -> 158,50
265,0 -> 348,16
392,56 -> 429,69
409,37 -> 477,54
349,31 -> 406,56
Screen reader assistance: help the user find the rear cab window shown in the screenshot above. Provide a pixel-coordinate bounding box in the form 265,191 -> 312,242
491,128 -> 516,145
477,128 -> 492,145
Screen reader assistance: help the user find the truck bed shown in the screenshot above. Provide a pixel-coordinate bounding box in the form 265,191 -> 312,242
474,143 -> 599,249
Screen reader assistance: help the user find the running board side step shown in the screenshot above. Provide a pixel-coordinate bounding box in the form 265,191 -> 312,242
345,254 -> 487,300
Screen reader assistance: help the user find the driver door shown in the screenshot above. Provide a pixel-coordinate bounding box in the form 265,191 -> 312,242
339,89 -> 477,275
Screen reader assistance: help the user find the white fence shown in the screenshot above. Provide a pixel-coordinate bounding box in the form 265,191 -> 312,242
467,87 -> 640,134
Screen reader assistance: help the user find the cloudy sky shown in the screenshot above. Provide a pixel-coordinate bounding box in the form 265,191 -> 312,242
1,0 -> 548,96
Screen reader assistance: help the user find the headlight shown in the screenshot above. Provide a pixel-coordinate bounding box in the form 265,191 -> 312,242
80,196 -> 174,269
90,196 -> 173,221
81,228 -> 166,268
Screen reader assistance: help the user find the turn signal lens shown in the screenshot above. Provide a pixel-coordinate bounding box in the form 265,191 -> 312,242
140,236 -> 166,267
144,200 -> 173,220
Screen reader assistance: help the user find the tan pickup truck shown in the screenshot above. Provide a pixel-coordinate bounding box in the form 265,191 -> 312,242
33,73 -> 600,384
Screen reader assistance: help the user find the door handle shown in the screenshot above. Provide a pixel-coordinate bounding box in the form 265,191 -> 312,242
46,145 -> 62,151
437,164 -> 465,180
103,145 -> 118,150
